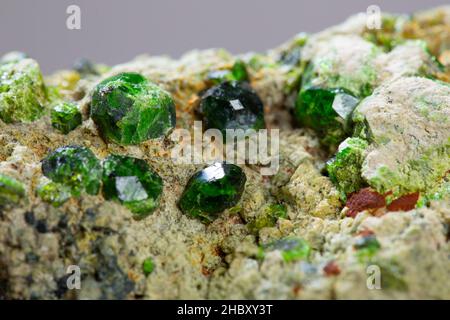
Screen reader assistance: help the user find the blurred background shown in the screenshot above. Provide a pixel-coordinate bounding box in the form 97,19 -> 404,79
0,0 -> 447,74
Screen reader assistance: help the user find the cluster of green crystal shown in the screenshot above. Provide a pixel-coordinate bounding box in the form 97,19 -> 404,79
198,81 -> 265,137
178,163 -> 247,223
258,237 -> 311,262
39,146 -> 163,216
207,59 -> 249,84
326,137 -> 369,200
0,57 -> 47,123
51,102 -> 82,134
0,174 -> 26,206
91,72 -> 176,145
102,155 -> 163,218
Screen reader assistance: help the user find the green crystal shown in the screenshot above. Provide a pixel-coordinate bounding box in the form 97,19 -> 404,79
207,60 -> 249,84
102,154 -> 163,218
91,72 -> 176,145
0,58 -> 47,123
354,235 -> 381,263
295,87 -> 359,147
258,237 -> 311,262
327,137 -> 369,200
51,102 -> 82,134
142,257 -> 155,276
198,81 -> 265,137
37,181 -> 71,207
248,203 -> 287,233
178,162 -> 247,223
0,174 -> 25,206
41,145 -> 102,196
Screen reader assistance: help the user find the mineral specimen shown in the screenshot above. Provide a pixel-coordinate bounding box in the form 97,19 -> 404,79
91,72 -> 176,145
102,154 -> 163,218
178,162 -> 246,222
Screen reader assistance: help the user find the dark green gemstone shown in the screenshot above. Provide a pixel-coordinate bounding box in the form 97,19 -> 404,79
198,81 -> 265,137
91,72 -> 176,145
178,162 -> 246,223
51,102 -> 82,134
102,154 -> 163,218
326,137 -> 368,200
41,145 -> 102,196
142,257 -> 155,276
295,87 -> 359,147
258,237 -> 311,262
0,174 -> 25,206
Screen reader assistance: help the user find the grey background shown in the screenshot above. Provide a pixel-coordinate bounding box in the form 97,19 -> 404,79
0,0 -> 447,74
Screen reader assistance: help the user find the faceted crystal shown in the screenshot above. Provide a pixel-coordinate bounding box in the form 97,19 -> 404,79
102,154 -> 163,218
178,162 -> 246,223
295,87 -> 359,147
51,101 -> 82,134
198,81 -> 265,137
41,145 -> 102,196
91,72 -> 176,145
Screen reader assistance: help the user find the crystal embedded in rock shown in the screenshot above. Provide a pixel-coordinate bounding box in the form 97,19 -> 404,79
102,154 -> 163,218
198,81 -> 265,137
178,162 -> 246,223
91,72 -> 176,145
51,101 -> 82,134
295,87 -> 359,147
41,145 -> 102,196
259,237 -> 311,262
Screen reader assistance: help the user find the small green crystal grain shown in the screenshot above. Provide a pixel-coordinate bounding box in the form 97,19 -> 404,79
0,174 -> 25,206
142,257 -> 155,276
327,137 -> 369,200
51,102 -> 82,134
258,237 -> 311,262
37,181 -> 71,207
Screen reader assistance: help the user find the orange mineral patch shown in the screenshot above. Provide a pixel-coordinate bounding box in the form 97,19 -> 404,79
345,188 -> 386,218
